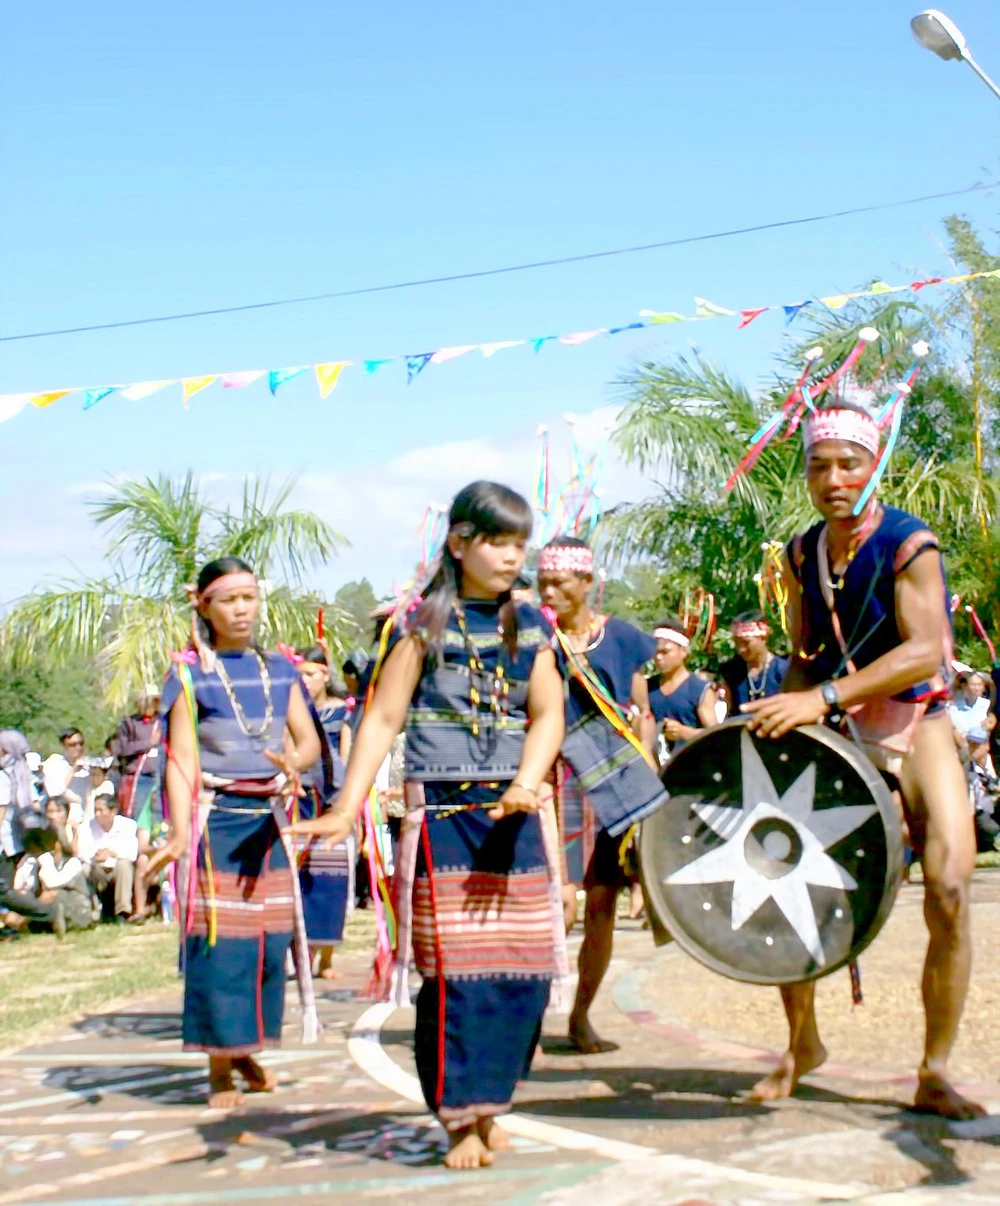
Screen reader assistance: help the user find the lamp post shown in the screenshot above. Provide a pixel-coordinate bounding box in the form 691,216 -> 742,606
910,9 -> 1000,100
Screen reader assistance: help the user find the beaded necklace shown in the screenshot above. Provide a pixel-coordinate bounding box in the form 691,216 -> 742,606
452,600 -> 509,737
214,649 -> 274,741
746,652 -> 773,701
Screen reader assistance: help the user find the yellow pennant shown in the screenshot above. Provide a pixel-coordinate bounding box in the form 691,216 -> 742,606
314,360 -> 351,399
29,389 -> 73,409
821,293 -> 859,309
181,375 -> 217,407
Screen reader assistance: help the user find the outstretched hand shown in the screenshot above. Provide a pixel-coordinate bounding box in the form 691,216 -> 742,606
288,809 -> 355,850
741,688 -> 828,739
488,784 -> 539,821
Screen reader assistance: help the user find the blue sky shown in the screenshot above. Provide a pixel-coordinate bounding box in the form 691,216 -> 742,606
2,1 -> 999,602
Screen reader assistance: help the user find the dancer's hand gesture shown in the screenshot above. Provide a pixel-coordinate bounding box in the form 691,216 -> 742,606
489,783 -> 539,820
264,749 -> 304,806
289,809 -> 355,850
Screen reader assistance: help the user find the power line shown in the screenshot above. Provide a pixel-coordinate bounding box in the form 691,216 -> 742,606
3,180 -> 996,343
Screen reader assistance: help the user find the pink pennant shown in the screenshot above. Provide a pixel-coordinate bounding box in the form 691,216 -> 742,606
221,370 -> 266,389
910,277 -> 943,292
737,308 -> 769,330
559,329 -> 606,346
430,345 -> 477,364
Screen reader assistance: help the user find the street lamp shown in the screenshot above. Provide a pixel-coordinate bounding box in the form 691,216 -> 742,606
910,9 -> 1000,100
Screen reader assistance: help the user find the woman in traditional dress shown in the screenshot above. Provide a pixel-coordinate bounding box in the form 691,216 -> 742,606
146,557 -> 320,1108
292,481 -> 565,1170
295,645 -> 353,979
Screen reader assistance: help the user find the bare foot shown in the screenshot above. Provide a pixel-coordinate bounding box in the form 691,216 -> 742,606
443,1126 -> 494,1170
477,1117 -> 510,1151
233,1056 -> 277,1093
318,966 -> 342,980
628,882 -> 645,920
913,1072 -> 986,1121
207,1062 -> 244,1109
567,1014 -> 619,1055
748,1042 -> 828,1102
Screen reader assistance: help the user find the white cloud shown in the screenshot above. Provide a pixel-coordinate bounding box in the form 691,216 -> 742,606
0,405 -> 660,606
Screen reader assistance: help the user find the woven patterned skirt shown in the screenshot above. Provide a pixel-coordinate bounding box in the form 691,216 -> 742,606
294,792 -> 352,946
402,781 -> 555,1130
182,793 -> 294,1055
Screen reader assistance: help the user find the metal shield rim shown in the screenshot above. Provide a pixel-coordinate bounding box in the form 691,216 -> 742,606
639,717 -> 903,986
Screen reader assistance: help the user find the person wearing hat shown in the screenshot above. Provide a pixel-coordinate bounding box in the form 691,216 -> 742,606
720,610 -> 789,713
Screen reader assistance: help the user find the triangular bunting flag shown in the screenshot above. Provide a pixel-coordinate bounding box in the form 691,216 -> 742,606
269,367 -> 305,395
406,353 -> 434,383
820,293 -> 857,310
221,370 -> 266,388
314,361 -> 351,399
639,309 -> 685,324
29,390 -> 73,409
609,322 -> 646,334
121,379 -> 173,401
910,277 -> 943,292
363,358 -> 394,375
867,281 -> 906,295
479,340 -> 523,357
182,375 -> 217,407
559,329 -> 605,345
430,345 -> 477,364
694,297 -> 735,319
783,301 -> 812,323
0,394 -> 30,423
946,273 -> 976,284
531,335 -> 557,353
82,387 -> 116,410
737,308 -> 768,329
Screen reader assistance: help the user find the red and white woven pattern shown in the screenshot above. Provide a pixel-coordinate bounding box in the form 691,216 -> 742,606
803,408 -> 879,456
537,544 -> 594,574
731,620 -> 770,639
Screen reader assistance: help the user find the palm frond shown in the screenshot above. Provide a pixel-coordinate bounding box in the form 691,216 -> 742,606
99,597 -> 190,711
0,581 -> 116,667
89,473 -> 204,592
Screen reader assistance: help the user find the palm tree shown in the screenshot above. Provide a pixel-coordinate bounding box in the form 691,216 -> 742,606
601,299 -> 999,656
0,474 -> 356,711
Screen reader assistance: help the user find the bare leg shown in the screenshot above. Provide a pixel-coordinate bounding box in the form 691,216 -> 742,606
900,714 -> 985,1120
568,884 -> 619,1053
207,1056 -> 244,1108
748,982 -> 827,1101
232,1055 -> 277,1093
477,1116 -> 511,1150
628,880 -> 645,919
443,1125 -> 494,1170
315,945 -> 340,979
561,883 -> 578,933
131,849 -> 149,920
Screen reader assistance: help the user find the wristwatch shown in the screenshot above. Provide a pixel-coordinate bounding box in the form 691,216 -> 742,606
820,681 -> 840,712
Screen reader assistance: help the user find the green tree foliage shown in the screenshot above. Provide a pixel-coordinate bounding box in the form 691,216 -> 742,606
602,224 -> 1000,667
334,579 -> 380,641
0,475 -> 354,712
0,653 -> 114,755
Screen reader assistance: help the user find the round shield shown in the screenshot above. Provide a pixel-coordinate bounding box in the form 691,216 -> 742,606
639,718 -> 903,985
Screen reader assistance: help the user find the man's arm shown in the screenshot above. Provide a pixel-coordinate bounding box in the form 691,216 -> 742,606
630,671 -> 657,754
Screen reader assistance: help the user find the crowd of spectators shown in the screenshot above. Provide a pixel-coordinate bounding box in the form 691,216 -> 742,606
0,685 -> 165,941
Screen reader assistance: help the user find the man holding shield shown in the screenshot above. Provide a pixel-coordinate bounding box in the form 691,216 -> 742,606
741,399 -> 982,1121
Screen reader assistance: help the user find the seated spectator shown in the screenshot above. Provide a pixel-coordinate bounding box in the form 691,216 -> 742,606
949,671 -> 991,745
60,728 -> 93,806
77,794 -> 139,924
36,820 -> 93,932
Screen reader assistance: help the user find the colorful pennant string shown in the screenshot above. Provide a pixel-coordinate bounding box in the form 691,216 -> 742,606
5,267 -> 1000,424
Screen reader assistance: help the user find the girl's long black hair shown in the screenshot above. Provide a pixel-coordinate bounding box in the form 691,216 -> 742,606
413,481 -> 533,656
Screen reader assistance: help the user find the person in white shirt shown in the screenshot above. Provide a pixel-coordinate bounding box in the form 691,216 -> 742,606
38,798 -> 93,931
78,795 -> 139,922
949,671 -> 992,740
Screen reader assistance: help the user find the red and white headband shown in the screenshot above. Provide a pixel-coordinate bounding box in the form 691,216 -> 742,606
196,571 -> 259,604
537,544 -> 594,575
654,627 -> 690,649
803,408 -> 879,456
731,620 -> 770,639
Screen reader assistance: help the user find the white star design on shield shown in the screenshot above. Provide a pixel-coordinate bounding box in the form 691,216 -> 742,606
665,729 -> 876,966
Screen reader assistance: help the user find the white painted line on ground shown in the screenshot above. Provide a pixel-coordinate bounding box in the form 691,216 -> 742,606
348,1002 -> 873,1200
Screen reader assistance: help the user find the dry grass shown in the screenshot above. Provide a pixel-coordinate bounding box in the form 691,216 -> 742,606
0,910 -> 379,1052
